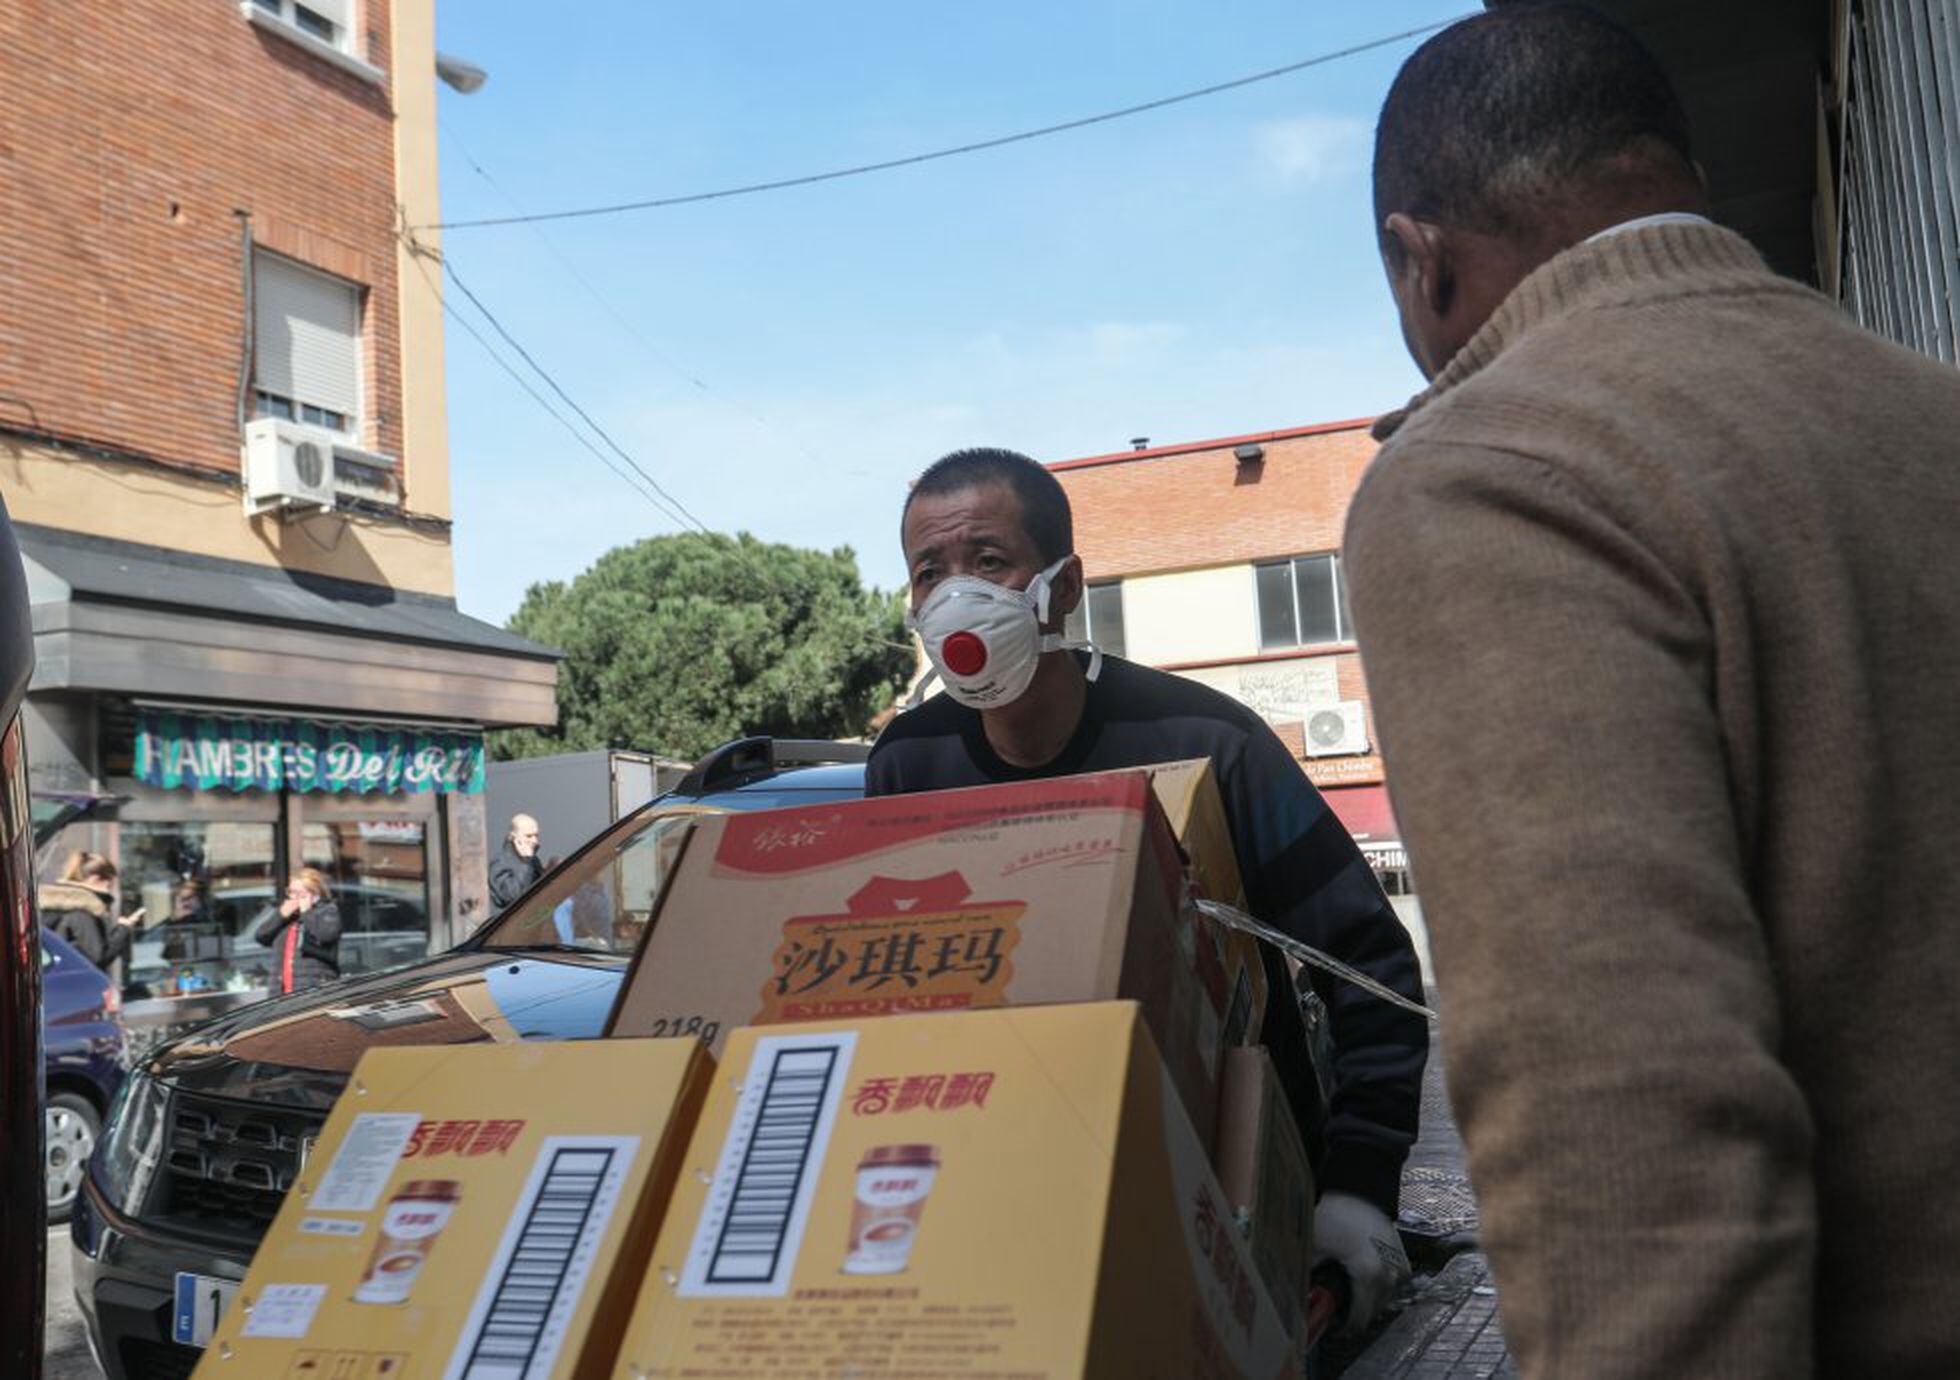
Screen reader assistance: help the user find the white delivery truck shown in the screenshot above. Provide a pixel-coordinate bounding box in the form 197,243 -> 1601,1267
485,749 -> 691,870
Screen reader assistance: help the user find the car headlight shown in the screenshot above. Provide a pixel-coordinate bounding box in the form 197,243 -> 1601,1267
92,1069 -> 169,1216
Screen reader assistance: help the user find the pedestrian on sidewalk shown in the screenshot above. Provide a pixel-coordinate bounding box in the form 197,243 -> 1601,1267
489,812 -> 543,910
39,851 -> 145,973
1344,5 -> 1960,1376
254,868 -> 342,995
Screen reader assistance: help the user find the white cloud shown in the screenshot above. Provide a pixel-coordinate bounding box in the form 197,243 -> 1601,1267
1256,115 -> 1371,185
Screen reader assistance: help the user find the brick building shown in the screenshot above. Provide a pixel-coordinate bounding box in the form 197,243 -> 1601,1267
1,1 -> 557,1013
1051,420 -> 1414,906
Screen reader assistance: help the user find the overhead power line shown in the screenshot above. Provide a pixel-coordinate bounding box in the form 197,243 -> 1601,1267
423,14 -> 1469,231
433,245 -> 717,536
403,241 -> 693,526
440,119 -> 835,474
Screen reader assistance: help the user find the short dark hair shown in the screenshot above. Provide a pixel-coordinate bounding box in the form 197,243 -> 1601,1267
903,448 -> 1074,564
1373,4 -> 1696,241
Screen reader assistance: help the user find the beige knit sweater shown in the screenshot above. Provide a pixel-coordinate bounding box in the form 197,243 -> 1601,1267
1345,222 -> 1960,1377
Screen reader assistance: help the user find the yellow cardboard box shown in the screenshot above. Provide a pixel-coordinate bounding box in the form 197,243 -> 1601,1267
191,1039 -> 711,1380
606,769 -> 1232,1144
613,1002 -> 1298,1379
1145,759 -> 1269,1052
1214,1046 -> 1317,1342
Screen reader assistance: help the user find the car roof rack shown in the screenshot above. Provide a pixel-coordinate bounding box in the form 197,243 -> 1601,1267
673,736 -> 871,798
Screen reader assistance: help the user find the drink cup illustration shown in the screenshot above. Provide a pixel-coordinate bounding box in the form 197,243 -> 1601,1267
843,1145 -> 940,1275
354,1179 -> 461,1305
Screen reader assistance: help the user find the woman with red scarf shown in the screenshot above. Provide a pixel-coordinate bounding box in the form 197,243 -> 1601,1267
253,868 -> 342,994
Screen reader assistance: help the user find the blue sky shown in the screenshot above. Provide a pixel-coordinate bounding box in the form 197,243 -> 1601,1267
432,2 -> 1471,623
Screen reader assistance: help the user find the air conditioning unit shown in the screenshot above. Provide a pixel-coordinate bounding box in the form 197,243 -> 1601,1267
242,417 -> 337,516
1302,700 -> 1370,757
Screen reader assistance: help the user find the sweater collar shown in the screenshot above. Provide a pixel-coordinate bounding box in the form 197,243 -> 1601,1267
1373,221 -> 1774,441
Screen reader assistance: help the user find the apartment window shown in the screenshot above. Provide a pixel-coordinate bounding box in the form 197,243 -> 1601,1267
1064,580 -> 1127,658
250,0 -> 352,53
253,250 -> 361,437
1255,554 -> 1354,650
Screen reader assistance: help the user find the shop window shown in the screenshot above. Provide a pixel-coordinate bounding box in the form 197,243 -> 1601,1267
300,820 -> 433,977
1255,553 -> 1355,650
1063,579 -> 1127,658
119,822 -> 280,998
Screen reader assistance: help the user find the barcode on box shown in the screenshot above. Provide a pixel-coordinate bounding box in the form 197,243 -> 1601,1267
444,1135 -> 639,1380
679,1030 -> 857,1297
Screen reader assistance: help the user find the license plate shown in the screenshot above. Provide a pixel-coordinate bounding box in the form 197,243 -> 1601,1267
172,1272 -> 240,1347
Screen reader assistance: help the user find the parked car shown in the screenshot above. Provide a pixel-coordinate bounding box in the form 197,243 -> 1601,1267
71,738 -> 866,1380
42,929 -> 127,1225
200,880 -> 433,978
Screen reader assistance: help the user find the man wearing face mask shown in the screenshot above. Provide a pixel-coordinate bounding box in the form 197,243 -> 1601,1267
869,447 -> 1428,1332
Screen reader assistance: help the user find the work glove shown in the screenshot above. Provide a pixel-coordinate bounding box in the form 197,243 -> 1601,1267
1313,1191 -> 1411,1334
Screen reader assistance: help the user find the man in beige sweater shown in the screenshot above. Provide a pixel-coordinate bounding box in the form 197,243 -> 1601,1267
1343,7 -> 1960,1376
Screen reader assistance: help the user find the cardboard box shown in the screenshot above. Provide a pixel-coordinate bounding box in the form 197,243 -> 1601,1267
1215,1046 -> 1317,1342
606,769 -> 1230,1141
614,1002 -> 1298,1379
191,1039 -> 711,1380
1145,760 -> 1269,1052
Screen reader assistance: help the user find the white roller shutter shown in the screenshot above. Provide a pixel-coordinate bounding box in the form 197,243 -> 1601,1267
254,250 -> 361,419
303,0 -> 352,29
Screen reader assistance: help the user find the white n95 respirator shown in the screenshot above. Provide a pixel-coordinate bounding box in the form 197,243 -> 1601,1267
907,557 -> 1102,710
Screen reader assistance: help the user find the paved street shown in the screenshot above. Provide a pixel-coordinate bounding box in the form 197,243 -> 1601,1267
46,1227 -> 100,1379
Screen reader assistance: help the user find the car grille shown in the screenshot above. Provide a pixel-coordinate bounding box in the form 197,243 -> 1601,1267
146,1089 -> 325,1237
117,1338 -> 201,1380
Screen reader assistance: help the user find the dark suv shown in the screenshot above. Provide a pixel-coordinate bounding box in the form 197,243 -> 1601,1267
71,738 -> 866,1380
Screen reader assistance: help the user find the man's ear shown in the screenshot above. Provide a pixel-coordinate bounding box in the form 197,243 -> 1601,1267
1383,212 -> 1453,318
1047,555 -> 1084,631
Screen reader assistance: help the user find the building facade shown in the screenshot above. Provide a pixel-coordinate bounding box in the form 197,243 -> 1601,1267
1051,420 -> 1411,899
1504,0 -> 1958,364
1,1 -> 557,1016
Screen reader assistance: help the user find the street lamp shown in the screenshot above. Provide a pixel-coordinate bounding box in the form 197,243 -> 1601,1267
436,52 -> 488,94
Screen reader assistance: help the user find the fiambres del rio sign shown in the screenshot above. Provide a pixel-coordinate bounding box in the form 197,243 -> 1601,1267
134,710 -> 485,795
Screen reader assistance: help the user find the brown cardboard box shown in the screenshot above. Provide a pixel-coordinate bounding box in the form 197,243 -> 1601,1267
190,1039 -> 711,1380
614,1002 -> 1298,1379
606,769 -> 1231,1141
1146,759 -> 1269,1051
1215,1046 -> 1317,1341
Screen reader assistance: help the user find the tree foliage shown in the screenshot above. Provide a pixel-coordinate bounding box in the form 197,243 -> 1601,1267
494,532 -> 914,762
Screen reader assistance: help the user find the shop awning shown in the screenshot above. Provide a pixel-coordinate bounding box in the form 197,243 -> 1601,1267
1324,784 -> 1399,846
19,524 -> 560,727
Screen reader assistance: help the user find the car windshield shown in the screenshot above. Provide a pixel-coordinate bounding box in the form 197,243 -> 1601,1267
475,806 -> 702,955
473,769 -> 866,955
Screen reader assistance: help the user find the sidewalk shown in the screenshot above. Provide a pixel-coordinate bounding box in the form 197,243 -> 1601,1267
1334,1009 -> 1517,1379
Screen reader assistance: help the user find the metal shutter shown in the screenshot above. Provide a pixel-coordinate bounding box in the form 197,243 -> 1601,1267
253,251 -> 362,418
304,0 -> 352,29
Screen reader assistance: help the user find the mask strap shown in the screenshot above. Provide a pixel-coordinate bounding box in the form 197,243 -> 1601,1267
1038,634 -> 1104,682
1029,555 -> 1075,625
905,663 -> 941,709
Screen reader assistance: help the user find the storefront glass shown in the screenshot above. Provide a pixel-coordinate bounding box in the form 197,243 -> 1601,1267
119,822 -> 279,997
299,820 -> 432,976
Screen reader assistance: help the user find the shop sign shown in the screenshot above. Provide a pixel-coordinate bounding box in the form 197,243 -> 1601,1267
1302,754 -> 1385,787
134,711 -> 484,796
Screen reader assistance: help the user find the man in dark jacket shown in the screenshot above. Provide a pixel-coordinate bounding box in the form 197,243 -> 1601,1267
488,812 -> 542,910
254,869 -> 342,993
39,853 -> 142,972
870,447 -> 1428,1330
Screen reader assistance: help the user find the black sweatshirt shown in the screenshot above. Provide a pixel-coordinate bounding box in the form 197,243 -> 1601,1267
866,654 -> 1427,1215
